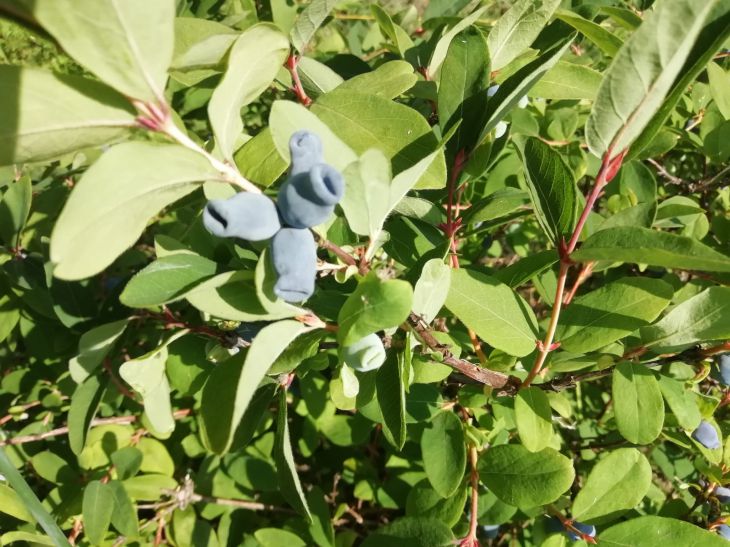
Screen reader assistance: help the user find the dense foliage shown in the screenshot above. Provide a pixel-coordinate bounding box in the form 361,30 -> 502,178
0,0 -> 730,545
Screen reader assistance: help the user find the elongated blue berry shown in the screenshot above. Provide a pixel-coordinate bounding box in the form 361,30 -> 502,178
342,333 -> 386,372
289,130 -> 323,175
716,353 -> 730,386
716,486 -> 730,503
482,524 -> 500,539
692,420 -> 721,449
277,163 -> 344,228
203,192 -> 280,241
566,521 -> 596,542
719,524 -> 730,540
270,227 -> 317,302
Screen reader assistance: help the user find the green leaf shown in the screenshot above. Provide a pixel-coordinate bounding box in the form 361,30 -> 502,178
657,375 -> 701,431
82,480 -> 114,545
338,60 -> 417,99
406,480 -> 469,527
30,451 -> 77,485
376,352 -> 407,450
640,287 -> 730,351
495,250 -> 558,288
600,516 -> 727,547
290,0 -> 339,53
337,273 -> 413,347
572,227 -> 730,272
340,147 -> 442,240
0,483 -> 33,521
600,6 -> 643,29
255,529 -> 307,547
0,532 -> 55,546
119,343 -> 176,435
50,142 -> 220,280
480,445 -> 574,509
69,319 -> 128,383
208,24 -> 289,160
362,517 -> 455,546
487,0 -> 561,71
201,320 -> 309,453
0,175 -> 31,245
572,448 -> 652,522
462,188 -> 530,225
274,389 -> 311,519
421,411 -> 466,497
370,5 -> 414,58
438,26 -> 490,153
0,448 -> 70,546
234,128 -> 287,187
529,61 -> 602,100
515,387 -> 553,453
515,137 -> 578,244
269,99 -> 357,173
339,149 -> 392,238
32,0 -> 175,101
111,447 -> 143,481
0,294 -> 20,344
556,277 -> 673,354
412,259 -> 451,324
555,9 -> 623,56
120,254 -> 218,308
312,89 -> 446,189
708,62 -> 730,119
428,6 -> 488,76
585,0 -> 721,157
445,269 -> 539,357
108,480 -> 138,538
629,6 -> 730,158
478,38 -> 573,144
68,374 -> 108,455
0,66 -> 135,165
185,271 -> 294,322
297,56 -> 344,99
612,362 -> 664,445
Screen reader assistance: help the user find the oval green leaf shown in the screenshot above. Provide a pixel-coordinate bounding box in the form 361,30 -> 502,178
480,445 -> 574,509
445,269 -> 539,357
612,362 -> 664,445
421,411 -> 466,498
572,448 -> 652,523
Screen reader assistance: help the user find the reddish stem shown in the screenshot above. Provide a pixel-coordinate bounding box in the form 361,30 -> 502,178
522,148 -> 625,388
564,261 -> 595,305
286,55 -> 312,106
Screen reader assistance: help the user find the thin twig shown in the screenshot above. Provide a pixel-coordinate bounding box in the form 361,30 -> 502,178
0,410 -> 191,446
406,314 -> 519,393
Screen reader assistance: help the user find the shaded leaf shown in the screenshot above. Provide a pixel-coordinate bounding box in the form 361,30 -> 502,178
274,389 -> 311,519
421,411 -> 466,498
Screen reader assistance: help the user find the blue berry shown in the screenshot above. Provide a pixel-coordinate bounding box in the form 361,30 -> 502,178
203,192 -> 280,241
716,486 -> 730,504
566,521 -> 596,542
342,333 -> 386,372
289,130 -> 323,175
718,524 -> 730,540
716,353 -> 730,386
270,227 -> 317,303
482,524 -> 499,539
692,420 -> 721,449
277,163 -> 344,229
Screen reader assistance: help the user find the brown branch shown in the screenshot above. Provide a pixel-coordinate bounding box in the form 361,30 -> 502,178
318,237 -> 358,267
0,409 -> 191,446
406,313 -> 520,393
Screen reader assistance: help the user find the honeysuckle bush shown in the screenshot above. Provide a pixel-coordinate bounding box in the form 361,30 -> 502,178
1,0 -> 730,545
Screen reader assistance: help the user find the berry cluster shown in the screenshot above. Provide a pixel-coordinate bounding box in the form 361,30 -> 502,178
203,130 -> 344,303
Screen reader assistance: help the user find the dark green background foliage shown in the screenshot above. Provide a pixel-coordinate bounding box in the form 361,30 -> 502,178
0,0 -> 730,545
